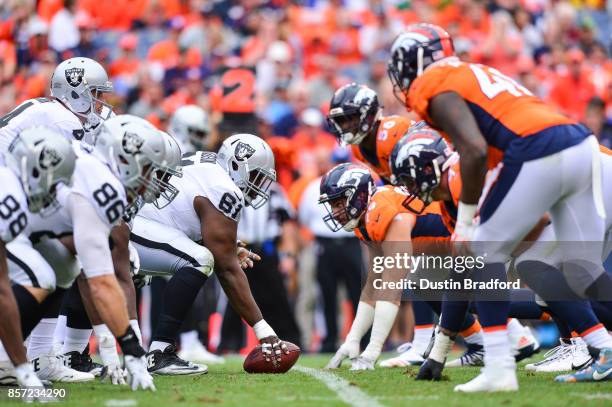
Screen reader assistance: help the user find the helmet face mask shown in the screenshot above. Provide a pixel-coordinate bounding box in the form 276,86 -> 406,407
50,57 -> 114,128
153,132 -> 183,209
328,83 -> 381,145
390,127 -> 453,214
319,164 -> 374,232
217,134 -> 276,209
7,127 -> 76,215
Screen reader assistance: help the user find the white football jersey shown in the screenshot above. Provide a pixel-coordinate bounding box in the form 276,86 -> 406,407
138,151 -> 244,242
0,98 -> 85,153
27,146 -> 127,242
0,165 -> 29,243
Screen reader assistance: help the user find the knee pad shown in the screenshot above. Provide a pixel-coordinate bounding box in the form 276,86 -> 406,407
193,246 -> 214,277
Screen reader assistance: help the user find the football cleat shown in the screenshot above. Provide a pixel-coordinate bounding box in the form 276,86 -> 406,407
350,356 -> 375,371
63,346 -> 104,377
32,354 -> 95,382
0,361 -> 17,386
146,345 -> 208,376
178,342 -> 225,365
454,364 -> 518,393
379,344 -> 425,367
446,343 -> 485,367
511,326 -> 540,362
555,348 -> 612,382
525,338 -> 592,372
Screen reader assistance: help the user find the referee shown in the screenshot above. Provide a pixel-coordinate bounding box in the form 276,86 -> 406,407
218,183 -> 302,351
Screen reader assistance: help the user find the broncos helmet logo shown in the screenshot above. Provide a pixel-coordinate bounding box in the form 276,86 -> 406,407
234,141 -> 255,162
122,132 -> 144,154
65,67 -> 85,87
38,146 -> 62,170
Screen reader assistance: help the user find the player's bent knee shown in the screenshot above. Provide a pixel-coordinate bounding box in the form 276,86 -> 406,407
193,246 -> 214,277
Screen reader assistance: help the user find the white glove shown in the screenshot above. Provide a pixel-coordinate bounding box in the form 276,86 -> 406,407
124,355 -> 155,391
350,356 -> 375,371
15,363 -> 52,403
128,242 -> 141,276
101,364 -> 127,385
325,341 -> 360,369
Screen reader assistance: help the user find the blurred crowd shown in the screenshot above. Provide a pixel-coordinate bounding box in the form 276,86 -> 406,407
1,0 -> 611,351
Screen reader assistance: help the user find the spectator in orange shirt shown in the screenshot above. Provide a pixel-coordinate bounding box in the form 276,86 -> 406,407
549,48 -> 598,121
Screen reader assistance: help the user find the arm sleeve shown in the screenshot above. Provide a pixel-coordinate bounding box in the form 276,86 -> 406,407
67,193 -> 114,278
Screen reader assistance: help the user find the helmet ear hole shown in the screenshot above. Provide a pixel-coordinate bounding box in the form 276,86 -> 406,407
231,162 -> 239,171
71,91 -> 79,99
32,168 -> 39,178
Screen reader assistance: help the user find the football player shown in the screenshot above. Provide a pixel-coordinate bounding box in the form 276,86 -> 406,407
0,127 -> 75,391
168,105 -> 211,154
328,84 -> 443,365
388,23 -> 610,392
0,115 -> 169,390
390,128 -> 612,383
0,57 -> 113,151
130,134 -> 287,375
319,163 -> 488,370
327,83 -> 413,184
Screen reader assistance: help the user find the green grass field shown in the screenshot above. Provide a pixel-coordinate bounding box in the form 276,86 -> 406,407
2,354 -> 611,407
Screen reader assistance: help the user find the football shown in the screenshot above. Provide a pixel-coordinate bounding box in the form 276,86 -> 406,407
243,341 -> 301,374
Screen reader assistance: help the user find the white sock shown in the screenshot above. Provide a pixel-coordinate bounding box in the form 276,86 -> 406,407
61,327 -> 92,353
27,318 -> 58,360
483,329 -> 513,366
361,301 -> 399,361
412,325 -> 434,352
506,318 -> 523,338
129,319 -> 143,346
92,324 -> 120,366
149,341 -> 172,353
429,330 -> 454,363
464,331 -> 484,346
346,301 -> 375,343
53,315 -> 67,349
582,325 -> 612,349
0,341 -> 10,363
180,330 -> 200,350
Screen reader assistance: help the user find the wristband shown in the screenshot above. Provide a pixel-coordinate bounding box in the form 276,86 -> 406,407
253,320 -> 276,340
117,326 -> 146,358
456,202 -> 477,226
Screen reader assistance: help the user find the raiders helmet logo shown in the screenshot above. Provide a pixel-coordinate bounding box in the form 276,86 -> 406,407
65,67 -> 85,87
39,147 -> 62,170
122,132 -> 144,154
234,142 -> 255,161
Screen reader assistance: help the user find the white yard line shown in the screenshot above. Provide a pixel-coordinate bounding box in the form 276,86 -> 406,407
294,366 -> 384,407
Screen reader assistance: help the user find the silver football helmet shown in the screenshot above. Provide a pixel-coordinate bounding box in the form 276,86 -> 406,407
50,57 -> 113,128
5,127 -> 76,214
168,105 -> 210,151
153,131 -> 183,209
216,134 -> 276,209
95,115 -> 168,203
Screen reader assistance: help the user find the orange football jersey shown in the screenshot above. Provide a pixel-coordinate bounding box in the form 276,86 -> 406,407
409,58 -> 590,168
351,116 -> 412,182
354,186 -> 450,243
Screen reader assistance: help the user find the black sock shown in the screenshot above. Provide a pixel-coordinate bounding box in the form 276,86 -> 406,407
62,283 -> 92,329
12,284 -> 43,338
41,287 -> 67,318
152,267 -> 208,344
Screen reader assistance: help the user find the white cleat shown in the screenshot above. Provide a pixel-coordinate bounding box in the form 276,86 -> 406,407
454,365 -> 518,393
0,361 -> 17,386
379,345 -> 425,367
525,338 -> 592,372
510,326 -> 540,362
350,356 -> 375,371
178,342 -> 225,365
32,354 -> 95,383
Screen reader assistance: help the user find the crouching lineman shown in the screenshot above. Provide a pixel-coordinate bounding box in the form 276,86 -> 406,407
0,115 -> 170,390
130,133 -> 289,375
0,127 -> 75,391
320,163 -> 488,370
